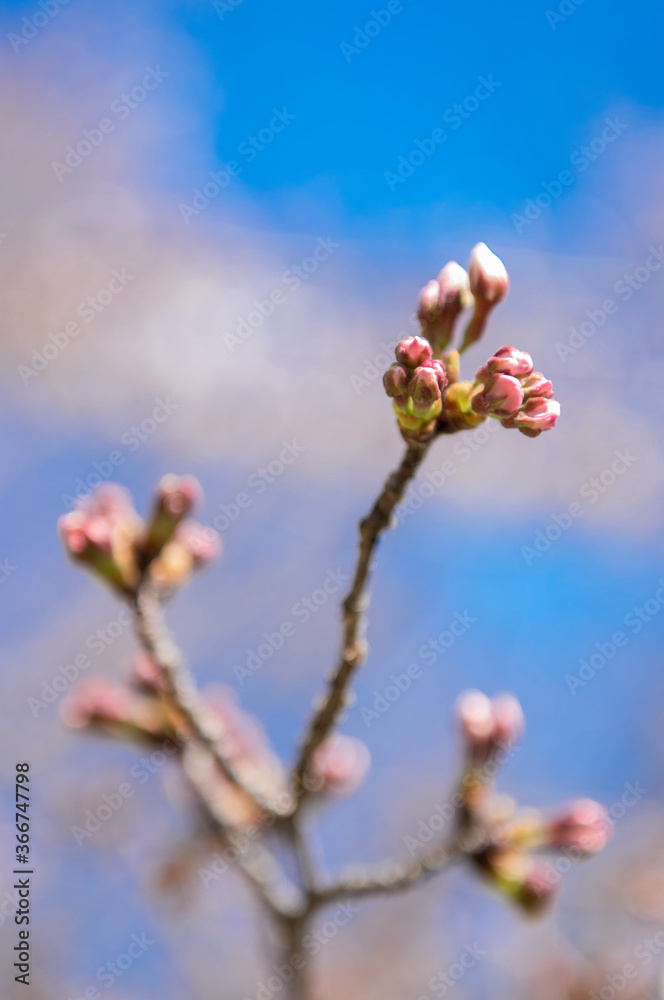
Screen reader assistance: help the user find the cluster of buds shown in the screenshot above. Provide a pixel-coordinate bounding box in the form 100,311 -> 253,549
470,346 -> 560,437
383,336 -> 448,441
58,477 -> 220,595
61,675 -> 178,744
417,243 -> 509,358
386,244 -> 561,440
454,690 -> 610,915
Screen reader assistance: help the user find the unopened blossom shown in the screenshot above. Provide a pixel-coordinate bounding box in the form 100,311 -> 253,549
418,262 -> 471,353
472,372 -> 524,418
456,690 -> 524,765
148,521 -> 221,591
383,339 -> 448,441
461,243 -> 510,350
510,396 -> 561,438
61,677 -> 173,742
311,734 -> 371,796
142,474 -> 202,560
476,848 -> 557,917
59,485 -> 141,592
473,347 -> 559,437
546,799 -> 611,855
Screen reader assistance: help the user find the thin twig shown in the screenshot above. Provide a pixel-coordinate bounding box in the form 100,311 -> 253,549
133,585 -> 292,819
291,440 -> 431,805
311,841 -> 458,907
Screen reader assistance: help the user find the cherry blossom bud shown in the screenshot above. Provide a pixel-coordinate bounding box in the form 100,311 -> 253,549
395,336 -> 432,369
472,373 -> 524,418
461,244 -> 510,350
143,474 -> 202,559
62,678 -> 132,729
514,862 -> 558,915
418,263 -> 471,353
521,371 -> 553,399
456,690 -> 494,748
148,522 -> 221,591
513,397 -> 560,437
478,849 -> 558,916
490,694 -> 525,749
176,521 -> 221,568
131,653 -> 167,695
468,242 -> 510,306
410,367 -> 443,420
383,363 -> 409,400
547,799 -> 611,855
59,511 -> 132,592
59,485 -> 142,592
486,346 -> 533,378
311,734 -> 371,796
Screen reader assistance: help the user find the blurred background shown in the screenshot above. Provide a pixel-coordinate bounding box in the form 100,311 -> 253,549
1,0 -> 664,996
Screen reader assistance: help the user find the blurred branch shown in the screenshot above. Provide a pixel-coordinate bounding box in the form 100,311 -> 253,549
133,585 -> 292,818
291,440 -> 431,806
311,841 -> 458,906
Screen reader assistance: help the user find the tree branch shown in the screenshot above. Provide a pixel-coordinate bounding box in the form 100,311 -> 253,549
133,585 -> 292,820
310,841 -> 457,907
291,440 -> 431,805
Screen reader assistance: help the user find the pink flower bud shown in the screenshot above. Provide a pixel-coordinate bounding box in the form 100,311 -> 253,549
420,358 -> 448,392
417,280 -> 441,321
521,371 -> 553,399
410,366 -> 443,419
456,690 -> 494,747
516,862 -> 559,915
468,242 -> 510,307
383,363 -> 409,399
311,734 -> 371,796
547,799 -> 611,855
418,264 -> 471,352
176,521 -> 222,567
472,373 -> 524,418
62,678 -> 133,729
438,261 -> 471,311
59,485 -> 142,592
486,346 -> 534,378
143,475 -> 203,559
513,397 -> 560,437
490,694 -> 524,749
395,336 -> 432,369
132,653 -> 167,694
